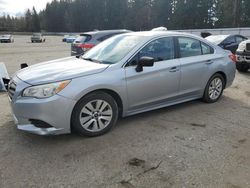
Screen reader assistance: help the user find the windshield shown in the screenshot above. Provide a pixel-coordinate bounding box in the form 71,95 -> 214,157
206,35 -> 228,45
82,35 -> 144,64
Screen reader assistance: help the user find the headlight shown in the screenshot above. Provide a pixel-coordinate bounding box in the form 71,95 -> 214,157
23,80 -> 70,98
238,42 -> 246,51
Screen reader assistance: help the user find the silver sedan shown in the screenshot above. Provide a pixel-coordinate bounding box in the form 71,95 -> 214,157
8,31 -> 236,136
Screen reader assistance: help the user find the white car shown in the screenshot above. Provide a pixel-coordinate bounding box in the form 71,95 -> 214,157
31,33 -> 46,43
0,34 -> 14,43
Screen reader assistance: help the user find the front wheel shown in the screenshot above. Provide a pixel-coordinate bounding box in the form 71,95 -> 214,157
71,92 -> 118,137
202,74 -> 225,103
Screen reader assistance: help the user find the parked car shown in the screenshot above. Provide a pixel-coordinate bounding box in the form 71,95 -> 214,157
235,39 -> 250,72
8,31 -> 236,136
31,33 -> 45,43
62,34 -> 77,43
71,29 -> 131,56
62,35 -> 70,42
206,34 -> 247,54
0,34 -> 14,43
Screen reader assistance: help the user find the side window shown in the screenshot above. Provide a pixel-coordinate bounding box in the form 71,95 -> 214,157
235,36 -> 245,43
224,37 -> 235,44
138,37 -> 175,62
201,42 -> 214,55
98,34 -> 116,42
178,37 -> 202,58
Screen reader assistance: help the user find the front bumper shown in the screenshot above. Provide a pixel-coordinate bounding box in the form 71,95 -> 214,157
235,51 -> 250,63
0,39 -> 11,43
9,76 -> 76,135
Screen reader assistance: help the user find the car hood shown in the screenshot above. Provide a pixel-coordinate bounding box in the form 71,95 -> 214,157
16,57 -> 110,85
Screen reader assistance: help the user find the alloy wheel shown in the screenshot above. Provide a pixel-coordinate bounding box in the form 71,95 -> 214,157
208,77 -> 223,100
79,100 -> 113,132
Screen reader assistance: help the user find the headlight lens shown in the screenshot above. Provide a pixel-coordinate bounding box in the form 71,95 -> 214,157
238,42 -> 246,51
23,80 -> 70,98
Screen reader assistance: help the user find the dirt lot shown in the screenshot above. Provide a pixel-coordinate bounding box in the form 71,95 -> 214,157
0,35 -> 250,188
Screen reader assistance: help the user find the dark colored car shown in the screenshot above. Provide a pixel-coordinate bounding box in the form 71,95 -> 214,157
205,34 -> 247,54
71,30 -> 131,56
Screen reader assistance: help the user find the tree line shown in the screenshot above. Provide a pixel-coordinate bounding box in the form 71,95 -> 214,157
0,0 -> 250,32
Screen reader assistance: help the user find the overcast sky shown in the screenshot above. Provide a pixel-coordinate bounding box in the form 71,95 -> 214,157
0,0 -> 53,16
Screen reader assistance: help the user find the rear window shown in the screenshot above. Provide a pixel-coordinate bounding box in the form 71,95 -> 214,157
74,35 -> 92,43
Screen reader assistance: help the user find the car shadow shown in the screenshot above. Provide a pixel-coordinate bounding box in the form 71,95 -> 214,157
1,95 -> 249,145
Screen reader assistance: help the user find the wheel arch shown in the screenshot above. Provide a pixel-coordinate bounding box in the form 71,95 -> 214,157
214,71 -> 227,88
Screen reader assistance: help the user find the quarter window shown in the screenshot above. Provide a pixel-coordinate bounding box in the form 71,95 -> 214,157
138,37 -> 175,62
201,42 -> 214,55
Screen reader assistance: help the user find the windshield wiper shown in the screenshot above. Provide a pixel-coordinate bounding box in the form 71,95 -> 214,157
82,57 -> 102,64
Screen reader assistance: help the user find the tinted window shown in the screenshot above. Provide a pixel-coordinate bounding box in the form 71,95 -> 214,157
98,34 -> 117,42
178,37 -> 202,58
74,35 -> 92,43
201,42 -> 214,55
235,36 -> 245,43
139,37 -> 175,62
224,36 -> 235,44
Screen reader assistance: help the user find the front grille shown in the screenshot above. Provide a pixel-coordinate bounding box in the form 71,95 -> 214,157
8,80 -> 16,99
246,43 -> 250,51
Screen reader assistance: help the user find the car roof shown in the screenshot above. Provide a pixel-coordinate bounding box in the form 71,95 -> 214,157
120,31 -> 203,39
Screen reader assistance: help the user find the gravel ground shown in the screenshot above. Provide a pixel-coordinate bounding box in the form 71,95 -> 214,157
0,35 -> 250,188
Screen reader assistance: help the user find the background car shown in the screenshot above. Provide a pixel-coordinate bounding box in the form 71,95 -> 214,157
235,39 -> 250,72
0,34 -> 14,43
62,34 -> 77,43
31,33 -> 46,43
71,29 -> 131,56
62,34 -> 69,42
206,34 -> 247,54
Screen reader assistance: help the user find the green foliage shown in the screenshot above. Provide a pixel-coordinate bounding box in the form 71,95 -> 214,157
0,0 -> 249,32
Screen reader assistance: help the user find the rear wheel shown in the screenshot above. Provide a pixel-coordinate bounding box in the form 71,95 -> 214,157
71,92 -> 119,137
202,74 -> 225,103
236,63 -> 249,72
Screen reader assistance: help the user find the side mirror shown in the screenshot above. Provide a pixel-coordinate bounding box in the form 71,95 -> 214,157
135,56 -> 154,72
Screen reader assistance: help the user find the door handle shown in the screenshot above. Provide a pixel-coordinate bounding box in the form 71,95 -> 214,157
169,67 -> 179,72
205,60 -> 214,64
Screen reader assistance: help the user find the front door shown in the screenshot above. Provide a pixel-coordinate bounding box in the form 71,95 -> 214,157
125,37 -> 180,112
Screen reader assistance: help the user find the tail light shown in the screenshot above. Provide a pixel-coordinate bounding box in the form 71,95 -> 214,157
77,43 -> 95,52
229,54 -> 236,63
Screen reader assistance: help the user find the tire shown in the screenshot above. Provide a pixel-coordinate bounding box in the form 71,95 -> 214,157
71,92 -> 119,137
202,73 -> 225,103
236,63 -> 249,72
31,40 -> 33,43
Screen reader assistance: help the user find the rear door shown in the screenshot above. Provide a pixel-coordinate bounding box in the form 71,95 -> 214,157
125,37 -> 181,111
177,37 -> 215,97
